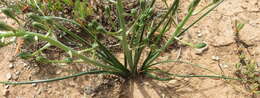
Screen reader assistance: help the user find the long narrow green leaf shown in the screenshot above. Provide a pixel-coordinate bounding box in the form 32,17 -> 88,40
32,0 -> 45,15
43,16 -> 127,72
116,0 -> 134,72
1,8 -> 20,24
170,74 -> 241,80
179,0 -> 223,35
32,43 -> 51,56
155,17 -> 172,45
0,31 -> 122,72
0,70 -> 114,85
0,22 -> 15,31
133,24 -> 146,74
146,68 -> 241,81
54,23 -> 90,46
147,59 -> 217,74
147,0 -> 179,39
145,72 -> 172,81
142,0 -> 221,70
142,0 -> 181,68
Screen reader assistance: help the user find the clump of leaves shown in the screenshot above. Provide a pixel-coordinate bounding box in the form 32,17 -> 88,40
0,0 -> 238,85
235,56 -> 260,94
233,21 -> 260,94
6,0 -> 142,54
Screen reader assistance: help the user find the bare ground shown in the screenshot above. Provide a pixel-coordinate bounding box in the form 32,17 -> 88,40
0,0 -> 260,98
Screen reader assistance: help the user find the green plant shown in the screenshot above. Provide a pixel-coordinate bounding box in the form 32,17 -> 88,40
235,55 -> 260,94
0,0 -> 238,85
233,21 -> 260,94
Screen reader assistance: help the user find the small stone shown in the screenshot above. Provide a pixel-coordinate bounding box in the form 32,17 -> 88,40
10,37 -> 16,42
175,77 -> 183,80
56,70 -> 62,74
197,33 -> 202,37
9,64 -> 14,69
4,85 -> 10,89
47,85 -> 52,89
15,71 -> 20,75
168,80 -> 177,84
211,56 -> 220,61
143,82 -> 150,86
64,9 -> 68,13
37,89 -> 42,95
23,63 -> 28,67
6,73 -> 12,80
184,78 -> 189,81
90,93 -> 96,97
257,62 -> 260,67
161,93 -> 166,98
68,82 -> 77,87
220,64 -> 228,68
47,90 -> 52,94
58,12 -> 63,15
32,83 -> 37,87
12,75 -> 19,80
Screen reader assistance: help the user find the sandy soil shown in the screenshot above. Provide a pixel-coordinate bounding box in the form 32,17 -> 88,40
0,0 -> 260,98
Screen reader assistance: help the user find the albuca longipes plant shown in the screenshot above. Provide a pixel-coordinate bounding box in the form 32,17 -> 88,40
0,0 -> 239,85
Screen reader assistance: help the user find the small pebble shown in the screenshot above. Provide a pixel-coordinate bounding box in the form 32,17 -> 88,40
211,56 -> 220,61
12,75 -> 19,80
184,78 -> 189,81
175,77 -> 183,80
143,82 -> 150,86
15,71 -> 20,75
58,12 -> 63,15
161,93 -> 166,98
47,85 -> 52,88
37,89 -> 42,95
9,64 -> 14,69
56,70 -> 62,74
32,83 -> 37,87
6,73 -> 12,80
23,63 -> 28,67
10,37 -> 16,42
4,85 -> 9,89
168,80 -> 177,84
197,33 -> 202,37
220,64 -> 228,68
47,90 -> 52,94
257,62 -> 260,67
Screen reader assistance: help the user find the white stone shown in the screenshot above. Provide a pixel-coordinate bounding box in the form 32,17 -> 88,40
220,64 -> 229,68
32,83 -> 37,87
15,71 -> 20,75
9,63 -> 14,69
211,56 -> 220,61
4,85 -> 9,89
168,80 -> 177,84
197,33 -> 202,37
6,73 -> 12,80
